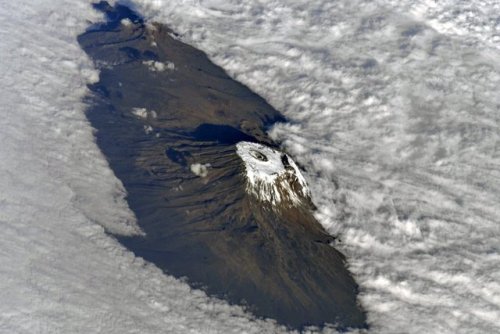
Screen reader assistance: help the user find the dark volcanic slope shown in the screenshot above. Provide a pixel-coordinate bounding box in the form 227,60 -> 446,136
79,2 -> 366,330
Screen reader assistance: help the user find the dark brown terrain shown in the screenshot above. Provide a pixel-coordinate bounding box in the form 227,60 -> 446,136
78,2 -> 366,330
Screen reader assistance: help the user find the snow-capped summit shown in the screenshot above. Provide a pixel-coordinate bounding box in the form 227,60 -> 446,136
236,141 -> 311,208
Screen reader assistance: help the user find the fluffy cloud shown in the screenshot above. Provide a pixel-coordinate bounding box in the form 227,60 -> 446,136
190,162 -> 211,177
134,0 -> 500,333
3,0 -> 499,332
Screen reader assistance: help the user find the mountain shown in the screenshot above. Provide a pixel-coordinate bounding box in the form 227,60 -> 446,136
78,2 -> 366,329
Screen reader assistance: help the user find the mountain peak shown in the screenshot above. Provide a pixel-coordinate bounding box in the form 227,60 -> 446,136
236,141 -> 311,208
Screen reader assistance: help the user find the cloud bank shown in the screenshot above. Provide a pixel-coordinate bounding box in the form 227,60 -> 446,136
133,0 -> 500,333
2,0 -> 499,332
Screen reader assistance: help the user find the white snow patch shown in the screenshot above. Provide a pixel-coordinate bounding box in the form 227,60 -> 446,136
236,142 -> 310,207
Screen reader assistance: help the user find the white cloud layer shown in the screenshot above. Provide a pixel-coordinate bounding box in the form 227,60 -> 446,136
0,1 -> 310,333
133,0 -> 500,333
142,60 -> 175,72
190,162 -> 211,177
3,0 -> 499,332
